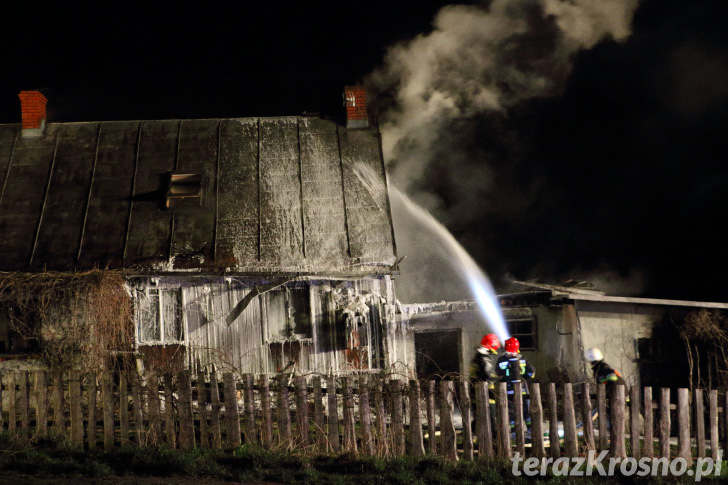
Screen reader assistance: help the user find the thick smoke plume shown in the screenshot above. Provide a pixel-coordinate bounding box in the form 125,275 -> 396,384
367,0 -> 641,302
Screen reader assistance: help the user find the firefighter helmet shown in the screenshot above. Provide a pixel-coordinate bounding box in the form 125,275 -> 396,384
585,347 -> 603,362
480,333 -> 500,351
504,337 -> 520,354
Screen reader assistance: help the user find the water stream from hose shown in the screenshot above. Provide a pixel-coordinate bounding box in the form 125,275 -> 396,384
353,162 -> 509,342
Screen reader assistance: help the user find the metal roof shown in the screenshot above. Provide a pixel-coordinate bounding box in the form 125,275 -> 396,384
0,117 -> 396,275
508,280 -> 728,309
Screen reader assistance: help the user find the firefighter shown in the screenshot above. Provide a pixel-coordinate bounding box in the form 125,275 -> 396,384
469,333 -> 501,435
585,347 -> 624,387
585,347 -> 625,427
470,333 -> 501,382
496,337 -> 535,430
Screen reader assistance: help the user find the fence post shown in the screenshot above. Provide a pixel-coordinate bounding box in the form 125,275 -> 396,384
178,370 -> 195,449
459,381 -> 473,461
496,381 -> 511,459
6,372 -> 15,434
563,383 -> 578,458
0,372 -> 4,430
326,375 -> 340,453
710,389 -> 719,462
146,371 -> 161,446
513,381 -> 526,456
547,382 -> 560,458
475,381 -> 494,459
243,374 -> 256,444
259,374 -> 272,447
596,383 -> 607,450
102,372 -> 115,451
677,388 -> 691,466
610,384 -> 626,458
19,371 -> 29,437
409,379 -> 425,458
35,370 -> 48,440
131,375 -> 144,445
53,372 -> 65,439
70,370 -> 82,447
695,389 -> 705,458
163,373 -> 176,448
440,380 -> 458,461
358,375 -> 374,456
580,382 -> 595,452
88,372 -> 99,449
643,387 -> 653,458
119,374 -> 129,445
375,378 -> 388,456
196,369 -> 209,449
724,391 -> 728,458
223,372 -> 241,448
630,385 -> 641,459
425,380 -> 436,455
209,369 -> 222,449
530,382 -> 545,458
659,387 -> 670,458
342,377 -> 357,454
391,379 -> 405,456
313,377 -> 325,451
295,376 -> 309,448
278,374 -> 292,449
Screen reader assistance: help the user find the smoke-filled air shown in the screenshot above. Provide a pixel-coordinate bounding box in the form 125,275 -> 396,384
366,0 -> 644,303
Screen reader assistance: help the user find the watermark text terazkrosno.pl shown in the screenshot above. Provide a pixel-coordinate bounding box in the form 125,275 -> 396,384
511,450 -> 723,482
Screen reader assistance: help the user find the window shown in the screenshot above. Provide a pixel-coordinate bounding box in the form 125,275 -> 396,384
266,287 -> 312,341
507,317 -> 536,350
137,288 -> 184,344
0,305 -> 39,354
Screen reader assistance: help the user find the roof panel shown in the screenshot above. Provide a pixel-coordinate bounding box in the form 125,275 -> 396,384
78,122 -> 139,268
32,123 -> 99,269
0,115 -> 397,275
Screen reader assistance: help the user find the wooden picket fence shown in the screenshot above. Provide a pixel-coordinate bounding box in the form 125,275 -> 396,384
0,369 -> 723,463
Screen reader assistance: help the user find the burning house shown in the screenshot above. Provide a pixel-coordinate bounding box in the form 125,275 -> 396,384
0,87 -> 407,376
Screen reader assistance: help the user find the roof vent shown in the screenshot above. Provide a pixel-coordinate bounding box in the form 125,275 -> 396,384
165,172 -> 202,208
18,90 -> 47,138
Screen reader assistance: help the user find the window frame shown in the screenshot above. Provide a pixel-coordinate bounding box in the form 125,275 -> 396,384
136,287 -> 185,345
506,316 -> 537,351
264,285 -> 312,342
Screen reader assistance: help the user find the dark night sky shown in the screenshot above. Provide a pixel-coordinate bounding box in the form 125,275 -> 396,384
1,1 -> 727,303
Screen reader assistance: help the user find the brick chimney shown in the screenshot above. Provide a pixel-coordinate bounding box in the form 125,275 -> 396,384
343,85 -> 368,129
18,90 -> 47,137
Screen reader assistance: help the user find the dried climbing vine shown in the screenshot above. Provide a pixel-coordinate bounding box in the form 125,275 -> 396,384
677,308 -> 728,392
0,270 -> 133,373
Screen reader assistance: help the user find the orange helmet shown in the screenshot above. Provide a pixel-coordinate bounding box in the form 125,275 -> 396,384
504,337 -> 520,354
480,333 -> 500,351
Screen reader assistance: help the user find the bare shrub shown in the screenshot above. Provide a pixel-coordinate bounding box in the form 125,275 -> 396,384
677,309 -> 728,391
0,270 -> 133,373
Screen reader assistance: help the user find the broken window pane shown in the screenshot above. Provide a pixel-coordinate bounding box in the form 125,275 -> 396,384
290,287 -> 311,338
139,289 -> 161,342
163,289 -> 183,342
268,290 -> 288,340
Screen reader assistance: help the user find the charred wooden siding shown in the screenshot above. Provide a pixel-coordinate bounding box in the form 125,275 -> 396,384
130,275 -> 402,375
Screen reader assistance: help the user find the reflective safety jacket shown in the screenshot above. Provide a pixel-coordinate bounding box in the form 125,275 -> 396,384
496,352 -> 535,396
591,360 -> 624,386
